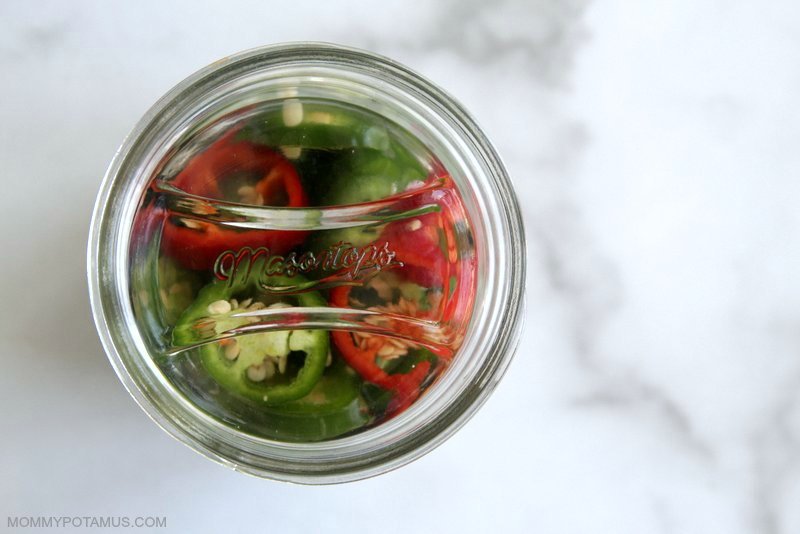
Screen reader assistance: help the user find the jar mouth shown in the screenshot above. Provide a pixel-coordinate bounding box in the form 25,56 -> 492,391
88,42 -> 525,483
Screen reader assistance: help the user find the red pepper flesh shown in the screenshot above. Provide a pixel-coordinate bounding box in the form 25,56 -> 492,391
161,133 -> 308,270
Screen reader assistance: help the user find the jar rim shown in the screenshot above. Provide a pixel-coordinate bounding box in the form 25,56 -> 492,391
88,42 -> 525,484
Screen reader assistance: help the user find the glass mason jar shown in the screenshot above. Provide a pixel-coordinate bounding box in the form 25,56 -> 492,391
88,43 -> 525,484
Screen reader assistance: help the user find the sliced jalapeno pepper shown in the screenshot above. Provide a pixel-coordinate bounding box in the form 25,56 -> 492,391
239,100 -> 429,249
256,359 -> 370,442
310,147 -> 428,251
239,101 -> 392,153
173,274 -> 328,405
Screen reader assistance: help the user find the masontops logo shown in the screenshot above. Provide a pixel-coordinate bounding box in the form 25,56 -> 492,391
213,241 -> 403,289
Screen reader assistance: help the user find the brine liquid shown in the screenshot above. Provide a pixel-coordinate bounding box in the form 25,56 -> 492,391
129,98 -> 476,442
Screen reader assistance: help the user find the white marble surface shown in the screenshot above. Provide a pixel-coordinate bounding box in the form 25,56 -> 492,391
2,1 -> 799,532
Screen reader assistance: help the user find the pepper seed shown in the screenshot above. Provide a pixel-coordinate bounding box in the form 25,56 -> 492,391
237,185 -> 257,204
246,363 -> 268,382
207,299 -> 232,315
282,98 -> 303,127
222,340 -> 240,361
369,277 -> 393,300
377,343 -> 399,357
281,146 -> 302,159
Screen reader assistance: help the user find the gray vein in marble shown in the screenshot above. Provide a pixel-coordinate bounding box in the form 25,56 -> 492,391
534,220 -> 623,364
399,0 -> 729,508
749,373 -> 800,534
536,188 -> 717,459
0,13 -> 70,59
387,0 -> 591,87
490,0 -> 722,475
538,192 -> 718,472
570,376 -> 716,459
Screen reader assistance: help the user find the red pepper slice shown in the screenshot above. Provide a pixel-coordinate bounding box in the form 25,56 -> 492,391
376,169 -> 466,288
327,196 -> 451,413
161,133 -> 308,270
378,173 -> 475,325
329,170 -> 479,416
378,211 -> 446,288
330,285 -> 432,415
